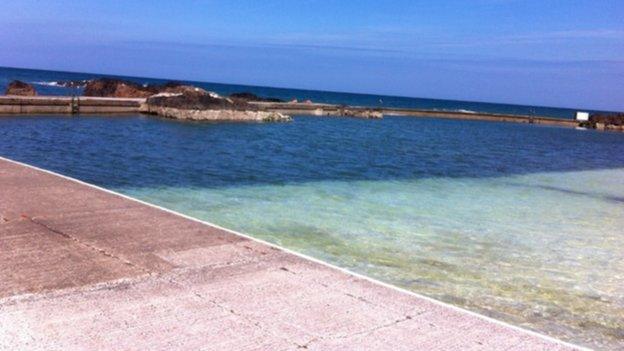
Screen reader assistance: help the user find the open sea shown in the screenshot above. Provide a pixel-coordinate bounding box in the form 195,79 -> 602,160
1,66 -> 621,119
1,67 -> 623,349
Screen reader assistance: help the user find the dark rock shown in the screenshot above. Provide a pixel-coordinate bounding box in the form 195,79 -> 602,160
146,91 -> 291,122
590,113 -> 624,126
229,92 -> 258,100
229,92 -> 284,103
147,91 -> 249,110
5,80 -> 37,96
84,78 -> 157,98
580,113 -> 624,131
83,79 -> 213,99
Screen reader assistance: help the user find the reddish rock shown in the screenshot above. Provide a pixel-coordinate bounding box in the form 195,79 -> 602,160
83,79 -> 215,99
83,78 -> 157,98
5,80 -> 37,96
580,113 -> 624,132
590,113 -> 624,126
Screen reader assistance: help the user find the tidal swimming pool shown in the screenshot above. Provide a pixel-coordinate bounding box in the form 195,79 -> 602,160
1,115 -> 622,349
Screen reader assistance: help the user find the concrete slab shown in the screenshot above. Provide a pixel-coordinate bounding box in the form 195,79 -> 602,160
0,219 -> 144,297
0,157 -> 584,350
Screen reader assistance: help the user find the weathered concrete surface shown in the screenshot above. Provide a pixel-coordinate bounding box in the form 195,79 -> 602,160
148,106 -> 291,122
0,158 -> 582,350
0,96 -> 144,114
252,101 -> 579,127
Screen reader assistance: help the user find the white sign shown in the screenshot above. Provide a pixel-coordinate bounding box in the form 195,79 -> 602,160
576,112 -> 589,121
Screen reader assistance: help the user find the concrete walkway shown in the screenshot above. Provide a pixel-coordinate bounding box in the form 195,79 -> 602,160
0,158 -> 582,350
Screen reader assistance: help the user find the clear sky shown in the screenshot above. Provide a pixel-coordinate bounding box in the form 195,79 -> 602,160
1,0 -> 622,110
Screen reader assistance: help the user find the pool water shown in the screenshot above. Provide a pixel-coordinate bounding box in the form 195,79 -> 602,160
0,115 -> 622,349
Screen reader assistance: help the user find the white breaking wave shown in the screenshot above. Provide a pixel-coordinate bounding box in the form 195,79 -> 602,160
455,109 -> 477,114
432,108 -> 478,114
31,80 -> 88,88
32,81 -> 60,87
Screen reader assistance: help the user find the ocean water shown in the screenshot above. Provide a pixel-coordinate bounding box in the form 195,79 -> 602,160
0,115 -> 622,349
1,66 -> 620,119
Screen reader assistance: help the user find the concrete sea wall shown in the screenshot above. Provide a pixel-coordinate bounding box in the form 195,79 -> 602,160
1,95 -> 581,128
252,101 -> 578,127
0,96 -> 144,114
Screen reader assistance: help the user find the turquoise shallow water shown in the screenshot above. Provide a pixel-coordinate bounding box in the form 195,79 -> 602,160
120,169 -> 624,349
0,114 -> 622,349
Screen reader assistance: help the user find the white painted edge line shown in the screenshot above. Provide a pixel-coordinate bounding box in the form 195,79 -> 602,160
0,156 -> 591,351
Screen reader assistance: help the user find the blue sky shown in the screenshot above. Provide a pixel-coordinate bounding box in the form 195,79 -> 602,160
1,0 -> 623,110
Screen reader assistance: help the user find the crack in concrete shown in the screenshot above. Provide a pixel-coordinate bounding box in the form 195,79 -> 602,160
298,313 -> 421,349
0,273 -> 155,306
27,216 -> 152,275
344,292 -> 373,305
149,271 -> 302,349
190,289 -> 304,349
281,267 -> 376,308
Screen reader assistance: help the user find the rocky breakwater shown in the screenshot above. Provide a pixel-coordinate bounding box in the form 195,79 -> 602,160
339,106 -> 383,119
5,80 -> 37,96
248,99 -> 384,119
146,90 -> 291,122
84,78 -> 213,98
82,79 -> 290,122
580,113 -> 624,132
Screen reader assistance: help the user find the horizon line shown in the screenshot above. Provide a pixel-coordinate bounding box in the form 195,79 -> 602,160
1,64 -> 620,114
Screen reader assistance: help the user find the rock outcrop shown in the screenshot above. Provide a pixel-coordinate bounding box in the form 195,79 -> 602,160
5,80 -> 37,96
81,79 -> 290,122
338,106 -> 383,119
160,83 -> 210,96
83,79 -> 217,99
343,109 -> 383,119
149,106 -> 290,122
581,113 -> 624,132
84,79 -> 157,98
146,91 -> 291,122
229,92 -> 284,103
147,91 -> 237,110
